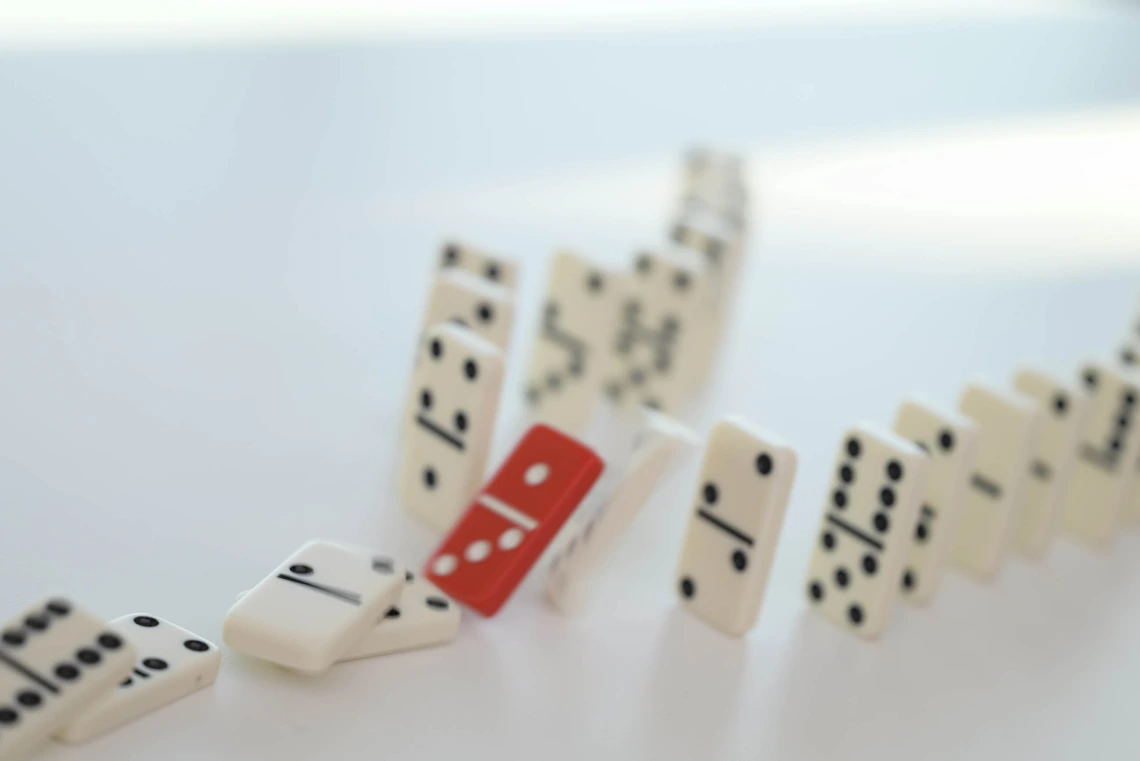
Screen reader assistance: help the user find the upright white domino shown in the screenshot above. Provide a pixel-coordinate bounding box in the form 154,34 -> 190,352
667,209 -> 746,394
670,207 -> 744,282
545,411 -> 698,613
0,598 -> 137,759
438,240 -> 518,291
55,615 -> 219,744
418,269 -> 515,353
400,323 -> 504,532
223,540 -> 405,674
806,424 -> 928,638
952,382 -> 1041,578
1011,369 -> 1090,556
676,418 -> 797,636
892,398 -> 977,604
1060,360 -> 1140,545
338,572 -> 460,661
604,249 -> 711,415
524,251 -> 624,434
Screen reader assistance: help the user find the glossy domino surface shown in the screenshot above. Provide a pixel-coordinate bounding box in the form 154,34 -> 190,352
0,598 -> 137,759
676,418 -> 797,636
223,540 -> 405,674
425,424 -> 604,616
56,614 -> 219,744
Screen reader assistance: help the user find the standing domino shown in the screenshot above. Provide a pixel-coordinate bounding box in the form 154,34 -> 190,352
439,241 -> 518,291
952,383 -> 1041,578
892,398 -> 978,603
1011,369 -> 1089,556
545,412 -> 698,613
675,418 -> 797,636
1060,361 -> 1140,545
806,424 -> 928,638
524,251 -> 624,433
417,270 -> 515,352
55,615 -> 219,744
605,250 -> 710,415
425,424 -> 604,617
0,598 -> 137,759
400,323 -> 504,532
223,540 -> 405,674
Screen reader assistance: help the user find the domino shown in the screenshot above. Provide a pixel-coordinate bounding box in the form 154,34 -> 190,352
417,269 -> 515,352
337,572 -> 460,661
952,382 -> 1041,578
545,411 -> 698,613
438,241 -> 517,291
1011,369 -> 1090,556
1060,360 -> 1140,545
425,424 -> 604,617
680,149 -> 748,226
892,398 -> 978,603
676,417 -> 797,636
0,598 -> 137,759
682,147 -> 746,192
666,211 -> 745,394
806,424 -> 928,638
223,540 -> 405,674
524,251 -> 624,434
670,208 -> 744,279
235,573 -> 459,660
604,250 -> 711,415
55,615 -> 219,744
400,323 -> 505,532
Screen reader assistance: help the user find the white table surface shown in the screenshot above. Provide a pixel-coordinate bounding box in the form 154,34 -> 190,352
3,12 -> 1140,760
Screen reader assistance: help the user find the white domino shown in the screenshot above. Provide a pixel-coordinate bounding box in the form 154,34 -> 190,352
952,382 -> 1041,578
545,411 -> 698,614
1011,368 -> 1090,556
438,240 -> 518,291
55,615 -> 219,744
400,323 -> 504,532
0,598 -> 137,759
1060,360 -> 1140,545
223,540 -> 405,674
892,397 -> 978,604
806,424 -> 928,638
338,572 -> 460,660
604,249 -> 711,415
236,571 -> 459,661
418,269 -> 515,353
524,251 -> 624,434
675,417 -> 797,636
670,207 -> 744,278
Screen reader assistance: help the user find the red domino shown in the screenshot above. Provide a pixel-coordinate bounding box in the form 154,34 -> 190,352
424,424 -> 604,616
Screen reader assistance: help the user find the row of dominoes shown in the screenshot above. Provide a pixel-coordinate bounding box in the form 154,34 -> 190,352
0,601 -> 220,758
803,356 -> 1138,639
407,325 -> 1140,642
399,147 -> 749,533
0,550 -> 465,758
9,347 -> 1133,757
0,148 -> 746,760
6,148 -> 1135,758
